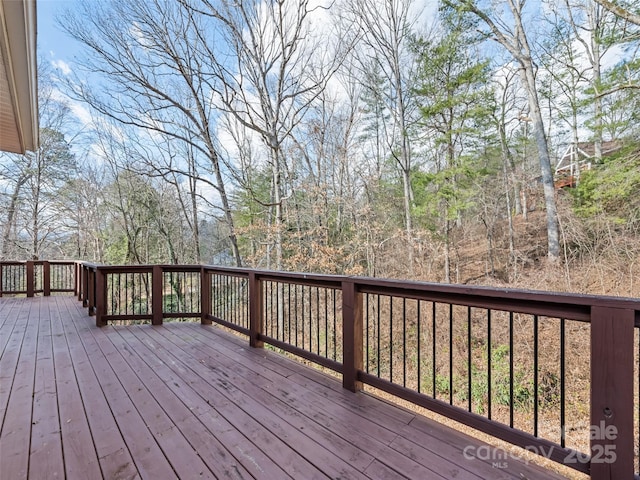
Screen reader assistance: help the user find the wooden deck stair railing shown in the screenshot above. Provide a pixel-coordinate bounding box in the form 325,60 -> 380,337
2,260 -> 639,479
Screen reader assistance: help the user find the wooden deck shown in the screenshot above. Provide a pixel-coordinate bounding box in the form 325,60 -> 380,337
0,295 -> 567,479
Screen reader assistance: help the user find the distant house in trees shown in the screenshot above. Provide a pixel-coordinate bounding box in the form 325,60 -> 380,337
554,140 -> 621,188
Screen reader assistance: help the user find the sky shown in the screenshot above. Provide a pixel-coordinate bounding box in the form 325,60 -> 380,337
37,0 -> 81,75
34,0 -> 631,152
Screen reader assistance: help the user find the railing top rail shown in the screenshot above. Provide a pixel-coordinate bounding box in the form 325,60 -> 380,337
351,276 -> 640,321
93,264 -> 153,273
0,260 -> 73,265
32,260 -> 638,324
78,261 -> 103,270
71,261 -> 640,314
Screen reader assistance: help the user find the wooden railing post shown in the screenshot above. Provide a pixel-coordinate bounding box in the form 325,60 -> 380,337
152,265 -> 163,326
200,267 -> 212,325
249,272 -> 264,348
87,268 -> 96,315
43,261 -> 51,296
342,280 -> 363,392
590,306 -> 635,480
82,266 -> 89,306
26,261 -> 34,297
95,268 -> 106,327
95,268 -> 107,327
0,263 -> 3,297
75,262 -> 81,298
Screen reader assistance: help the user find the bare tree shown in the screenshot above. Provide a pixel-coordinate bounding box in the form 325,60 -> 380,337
343,0 -> 418,269
0,65 -> 75,260
60,0 -> 242,265
450,0 -> 561,261
552,0 -> 625,162
182,0 -> 346,270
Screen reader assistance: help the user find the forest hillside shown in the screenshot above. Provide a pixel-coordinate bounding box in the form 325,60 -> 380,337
1,0 -> 639,300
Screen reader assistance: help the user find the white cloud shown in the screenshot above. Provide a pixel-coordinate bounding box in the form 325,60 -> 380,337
51,59 -> 72,76
69,101 -> 93,128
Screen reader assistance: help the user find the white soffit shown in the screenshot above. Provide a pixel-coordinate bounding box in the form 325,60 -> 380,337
0,0 -> 38,154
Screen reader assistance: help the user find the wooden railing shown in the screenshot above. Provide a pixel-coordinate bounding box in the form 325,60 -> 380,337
0,260 -> 77,297
5,260 -> 639,479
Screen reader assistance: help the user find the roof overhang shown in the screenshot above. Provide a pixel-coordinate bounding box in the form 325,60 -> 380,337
0,0 -> 38,154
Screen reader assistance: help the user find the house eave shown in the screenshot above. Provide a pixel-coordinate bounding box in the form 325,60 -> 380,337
0,0 -> 38,154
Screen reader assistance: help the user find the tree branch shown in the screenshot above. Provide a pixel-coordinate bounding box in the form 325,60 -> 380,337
592,0 -> 640,25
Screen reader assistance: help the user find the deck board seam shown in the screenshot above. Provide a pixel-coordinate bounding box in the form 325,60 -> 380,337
53,295 -> 104,479
155,322 -> 428,476
153,324 -> 381,475
60,296 -> 142,479
72,313 -> 185,479
136,325 -> 319,479
113,325 -> 262,480
136,324 -> 333,479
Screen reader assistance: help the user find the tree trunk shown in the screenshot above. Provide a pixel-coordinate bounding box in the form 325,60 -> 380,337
271,146 -> 284,271
1,175 -> 28,259
590,9 -> 603,163
520,65 -> 560,261
444,218 -> 451,283
461,0 -> 561,261
499,126 -> 516,270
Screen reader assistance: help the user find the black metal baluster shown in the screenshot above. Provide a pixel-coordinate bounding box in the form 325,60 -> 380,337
332,289 -> 337,361
288,283 -> 292,344
449,303 -> 453,405
560,318 -> 566,448
417,301 -> 422,393
487,309 -> 492,420
300,285 -> 305,349
432,302 -> 437,399
389,296 -> 393,383
509,312 -> 514,428
533,314 -> 539,437
324,289 -> 328,358
403,298 -> 407,388
377,295 -> 381,378
316,287 -> 320,355
308,286 -> 312,352
468,306 -> 472,412
277,282 -> 281,340
294,284 -> 299,347
366,293 -> 370,373
215,274 -> 219,319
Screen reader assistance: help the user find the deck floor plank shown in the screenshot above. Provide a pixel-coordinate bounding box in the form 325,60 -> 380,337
151,323 -> 380,474
136,324 -> 334,480
0,299 -> 28,423
0,296 -> 571,480
0,296 -> 19,332
50,296 -> 103,479
29,298 -> 66,479
113,326 -> 266,480
187,333 -> 468,479
91,323 -> 222,480
0,298 -> 38,479
68,302 -> 181,480
162,325 -> 400,463
119,325 -> 294,479
56,296 -> 140,480
195,324 -> 417,428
